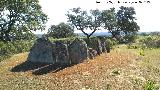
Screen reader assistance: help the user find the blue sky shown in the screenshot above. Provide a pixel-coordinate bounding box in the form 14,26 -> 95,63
36,0 -> 160,34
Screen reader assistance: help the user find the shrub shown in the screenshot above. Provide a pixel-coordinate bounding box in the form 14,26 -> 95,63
46,23 -> 76,39
138,36 -> 160,48
105,38 -> 118,49
0,40 -> 35,61
123,34 -> 138,43
48,37 -> 76,46
144,80 -> 155,90
130,35 -> 160,49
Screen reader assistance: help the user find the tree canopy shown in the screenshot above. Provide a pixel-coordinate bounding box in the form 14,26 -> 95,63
101,8 -> 118,38
66,7 -> 140,40
66,7 -> 102,39
47,22 -> 75,39
0,1 -> 140,42
0,0 -> 48,41
117,6 -> 140,35
116,6 -> 140,42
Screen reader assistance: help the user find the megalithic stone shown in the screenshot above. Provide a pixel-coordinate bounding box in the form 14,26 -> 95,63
87,37 -> 102,55
68,38 -> 89,65
27,38 -> 56,64
55,41 -> 70,66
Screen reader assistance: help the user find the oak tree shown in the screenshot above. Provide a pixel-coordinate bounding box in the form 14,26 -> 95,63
0,0 -> 47,41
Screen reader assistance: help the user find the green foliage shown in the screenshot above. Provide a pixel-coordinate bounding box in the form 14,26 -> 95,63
101,8 -> 118,37
66,7 -> 102,38
117,6 -> 140,33
128,35 -> 160,49
105,38 -> 118,49
0,0 -> 47,41
115,6 -> 140,43
0,40 -> 35,61
138,36 -> 160,48
47,22 -> 75,39
48,37 -> 76,44
144,80 -> 155,90
139,49 -> 145,56
66,7 -> 88,36
12,32 -> 37,40
123,34 -> 138,43
67,6 -> 139,41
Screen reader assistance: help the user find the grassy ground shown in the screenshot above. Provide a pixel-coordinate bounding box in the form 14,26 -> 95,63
0,45 -> 160,90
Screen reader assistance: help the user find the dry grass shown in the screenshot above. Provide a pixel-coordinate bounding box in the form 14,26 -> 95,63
0,46 -> 160,90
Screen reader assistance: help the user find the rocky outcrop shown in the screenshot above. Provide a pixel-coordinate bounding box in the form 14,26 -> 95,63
101,41 -> 107,52
28,38 -> 56,64
105,40 -> 111,53
88,48 -> 98,59
27,37 -> 110,66
68,38 -> 88,64
55,41 -> 70,65
88,38 -> 102,55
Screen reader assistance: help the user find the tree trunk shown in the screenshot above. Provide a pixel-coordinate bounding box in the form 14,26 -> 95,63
4,32 -> 11,41
86,35 -> 91,47
87,35 -> 90,40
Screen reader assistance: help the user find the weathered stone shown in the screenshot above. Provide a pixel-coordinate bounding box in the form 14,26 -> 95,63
87,38 -> 102,55
55,41 -> 70,66
101,41 -> 107,52
27,38 -> 56,64
98,37 -> 107,53
88,48 -> 97,59
106,46 -> 110,53
68,38 -> 88,64
105,39 -> 111,53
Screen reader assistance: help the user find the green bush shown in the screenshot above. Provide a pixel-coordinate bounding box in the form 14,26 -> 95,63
105,37 -> 118,49
48,37 -> 76,46
144,80 -> 155,90
0,40 -> 35,61
138,36 -> 160,48
123,34 -> 138,43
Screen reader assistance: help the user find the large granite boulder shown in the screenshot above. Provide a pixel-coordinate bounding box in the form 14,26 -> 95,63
97,36 -> 107,53
88,48 -> 98,59
101,41 -> 107,52
68,38 -> 88,64
105,39 -> 111,53
27,38 -> 56,64
87,37 -> 102,55
98,37 -> 107,53
55,41 -> 70,66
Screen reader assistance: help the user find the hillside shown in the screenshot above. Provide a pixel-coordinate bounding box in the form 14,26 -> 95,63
0,45 -> 160,90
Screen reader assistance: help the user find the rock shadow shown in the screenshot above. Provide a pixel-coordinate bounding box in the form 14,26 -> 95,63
32,64 -> 70,75
11,60 -> 70,75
